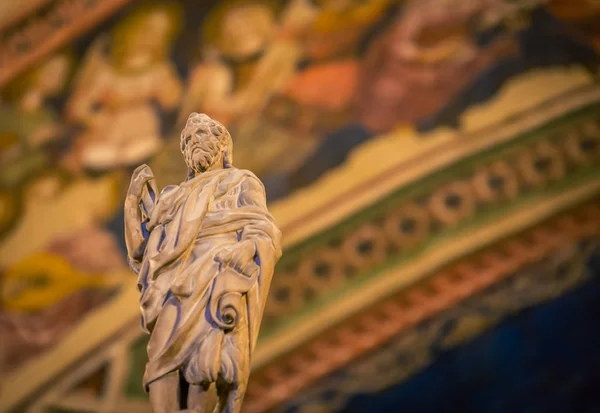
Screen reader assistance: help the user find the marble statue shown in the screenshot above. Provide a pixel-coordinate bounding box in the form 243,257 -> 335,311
124,113 -> 282,413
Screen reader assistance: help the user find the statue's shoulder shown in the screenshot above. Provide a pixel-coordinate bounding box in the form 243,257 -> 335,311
224,167 -> 256,178
221,168 -> 262,187
215,169 -> 267,207
233,168 -> 266,191
236,168 -> 261,181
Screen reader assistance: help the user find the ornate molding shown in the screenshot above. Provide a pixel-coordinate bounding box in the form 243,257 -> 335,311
276,237 -> 600,413
0,0 -> 132,87
243,200 -> 600,413
262,108 -> 600,328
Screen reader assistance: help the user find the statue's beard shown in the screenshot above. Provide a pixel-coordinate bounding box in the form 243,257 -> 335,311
184,137 -> 220,174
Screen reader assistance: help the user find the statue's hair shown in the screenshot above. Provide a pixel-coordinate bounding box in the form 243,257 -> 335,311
180,112 -> 233,167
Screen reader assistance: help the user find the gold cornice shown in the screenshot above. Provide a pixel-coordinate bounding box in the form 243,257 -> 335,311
260,105 -> 600,330
271,68 -> 595,249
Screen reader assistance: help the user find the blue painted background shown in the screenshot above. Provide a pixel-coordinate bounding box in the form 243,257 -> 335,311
341,249 -> 600,413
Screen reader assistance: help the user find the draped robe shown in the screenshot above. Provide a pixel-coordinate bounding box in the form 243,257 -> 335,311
124,165 -> 282,409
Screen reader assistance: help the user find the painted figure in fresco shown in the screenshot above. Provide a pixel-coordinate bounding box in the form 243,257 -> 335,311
357,0 -> 522,134
66,1 -> 183,172
125,113 -> 282,413
254,0 -> 397,197
358,0 -> 600,133
0,51 -> 74,238
258,0 -> 394,172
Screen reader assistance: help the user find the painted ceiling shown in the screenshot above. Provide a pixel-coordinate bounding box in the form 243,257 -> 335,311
0,0 -> 599,412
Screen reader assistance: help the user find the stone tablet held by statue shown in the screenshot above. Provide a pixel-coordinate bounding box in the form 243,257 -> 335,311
124,113 -> 282,413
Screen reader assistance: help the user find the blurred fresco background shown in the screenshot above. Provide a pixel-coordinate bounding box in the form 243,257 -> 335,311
0,0 -> 600,412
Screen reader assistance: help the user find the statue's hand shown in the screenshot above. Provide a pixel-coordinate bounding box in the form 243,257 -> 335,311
215,240 -> 259,277
124,165 -> 158,263
127,164 -> 155,199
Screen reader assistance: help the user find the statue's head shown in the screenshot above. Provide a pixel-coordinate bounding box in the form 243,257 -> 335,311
180,113 -> 233,175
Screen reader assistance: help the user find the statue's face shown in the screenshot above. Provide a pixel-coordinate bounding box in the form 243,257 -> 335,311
181,120 -> 224,174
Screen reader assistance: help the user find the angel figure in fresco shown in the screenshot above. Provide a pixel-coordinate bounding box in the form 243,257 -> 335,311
357,0 -> 524,134
125,113 -> 282,413
0,50 -> 74,238
66,1 -> 183,172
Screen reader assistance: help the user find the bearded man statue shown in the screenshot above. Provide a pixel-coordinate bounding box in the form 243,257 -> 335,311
124,113 -> 282,413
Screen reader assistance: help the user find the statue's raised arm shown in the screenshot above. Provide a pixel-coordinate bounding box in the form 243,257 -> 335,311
125,113 -> 282,413
124,164 -> 159,274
